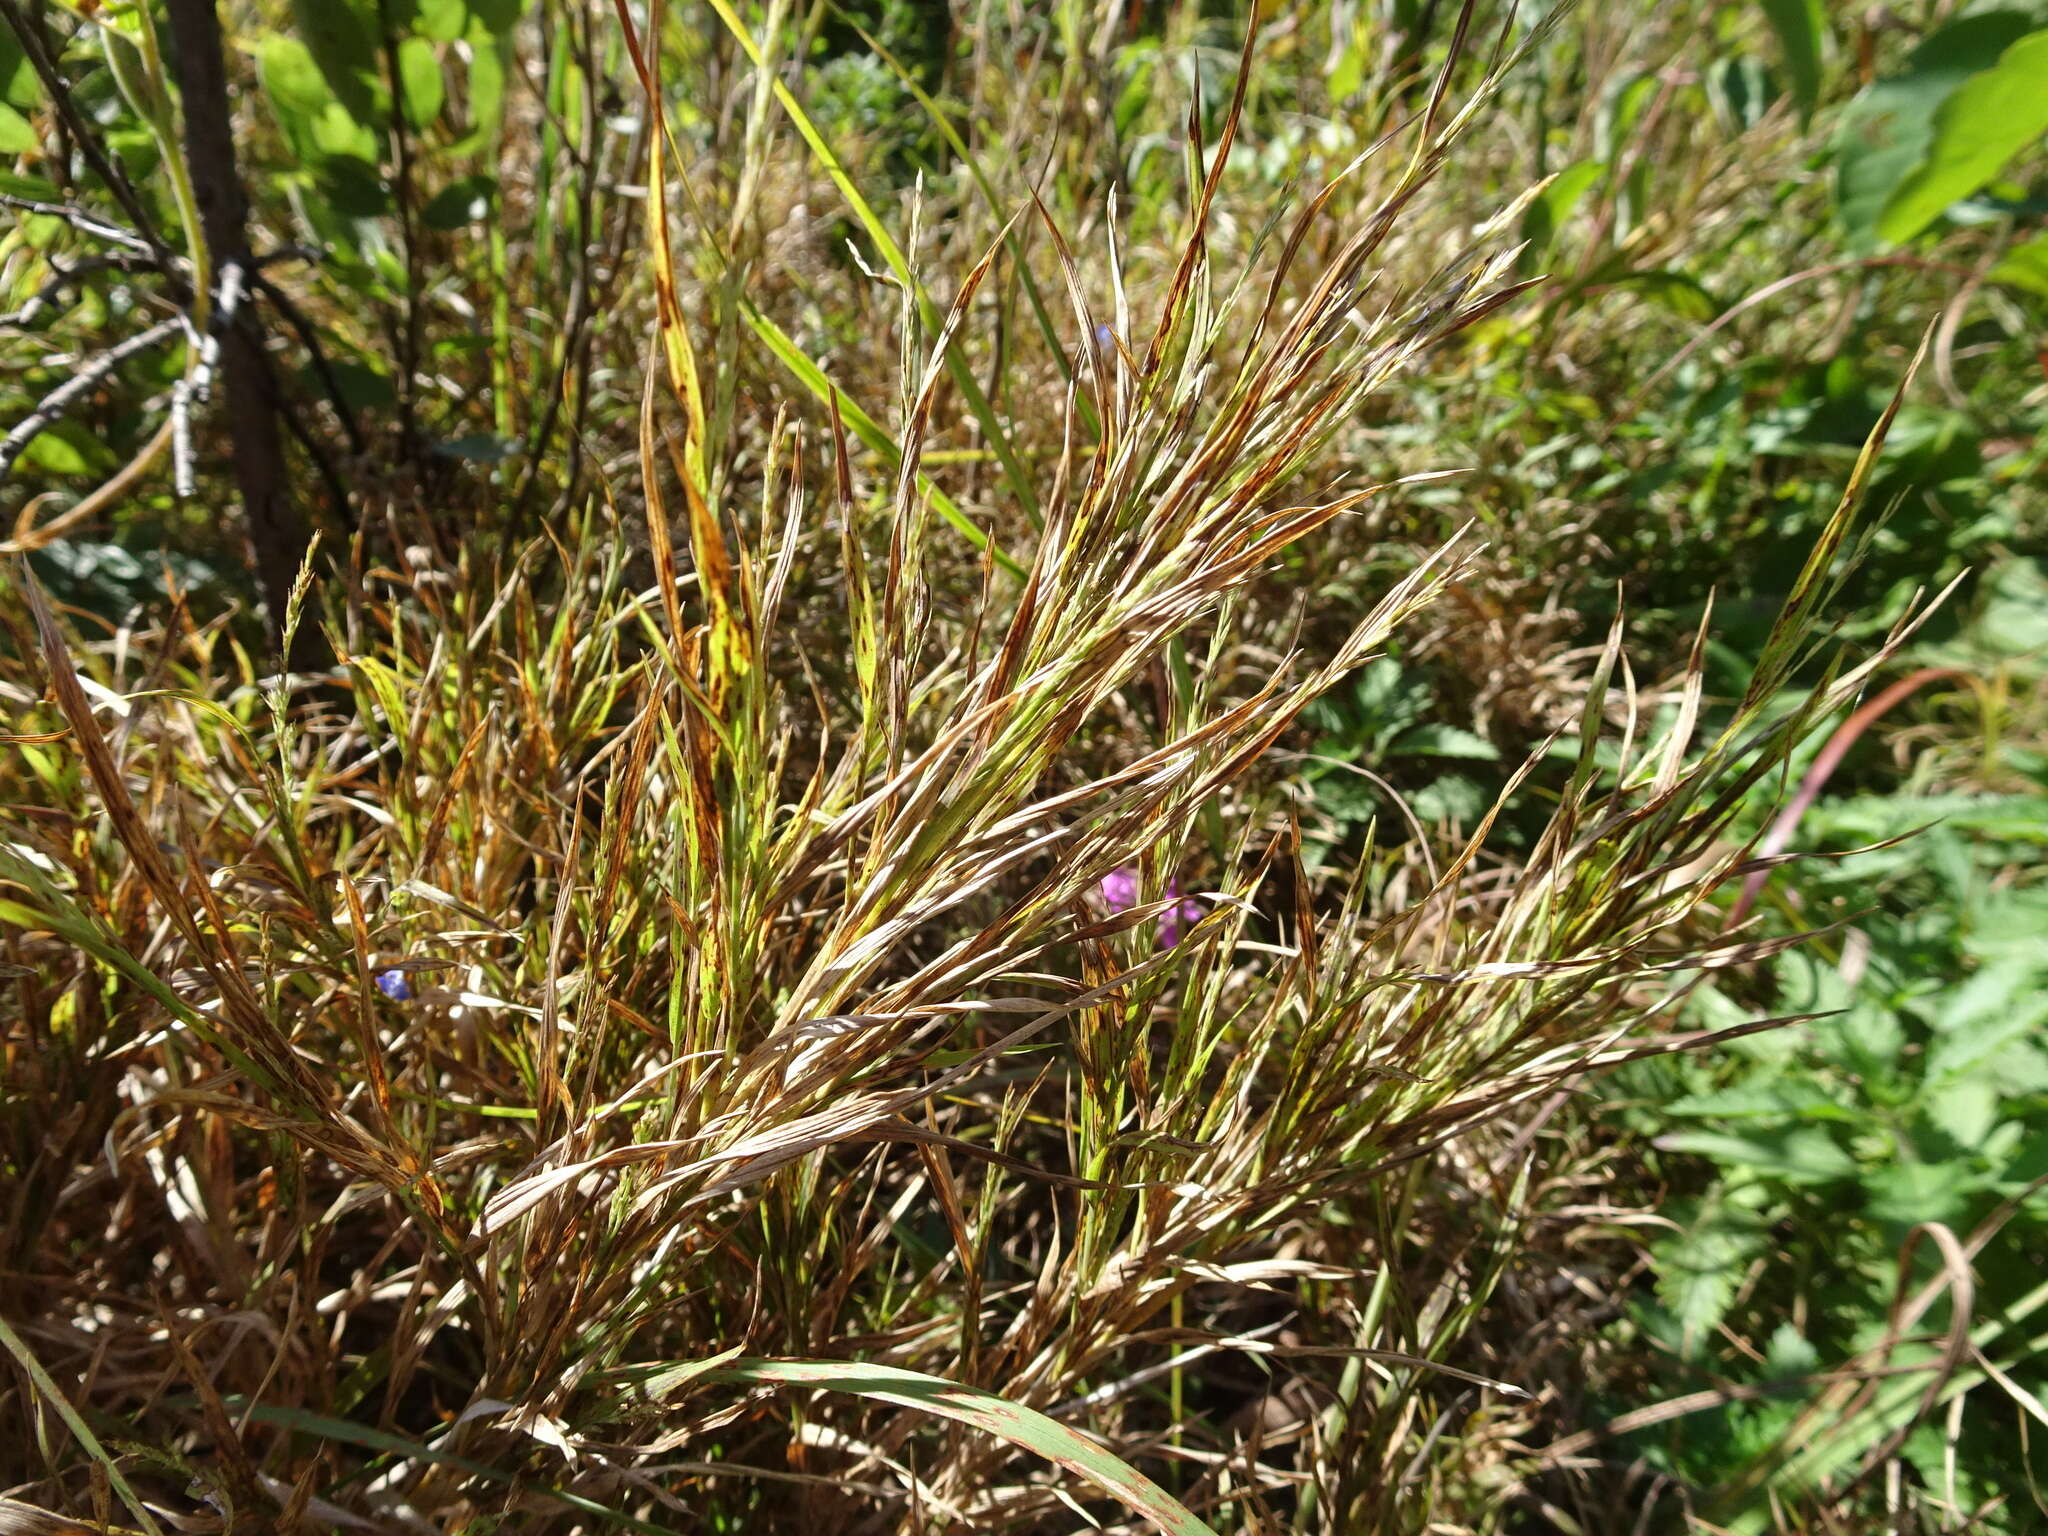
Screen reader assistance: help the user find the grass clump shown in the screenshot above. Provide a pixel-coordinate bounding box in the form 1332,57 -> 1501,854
2,1 -> 2042,1532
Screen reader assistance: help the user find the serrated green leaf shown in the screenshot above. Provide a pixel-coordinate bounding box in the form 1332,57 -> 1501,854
1651,1201 -> 1767,1358
1658,1126 -> 1858,1185
1923,1076 -> 2000,1150
1967,557 -> 2048,655
1764,1321 -> 1820,1380
1862,1157 -> 1984,1224
1665,1081 -> 1852,1121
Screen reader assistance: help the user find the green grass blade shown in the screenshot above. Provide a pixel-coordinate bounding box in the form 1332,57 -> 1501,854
0,1313 -> 167,1536
706,1357 -> 1219,1536
833,5 -> 1097,436
701,0 -> 1041,522
742,302 -> 1024,575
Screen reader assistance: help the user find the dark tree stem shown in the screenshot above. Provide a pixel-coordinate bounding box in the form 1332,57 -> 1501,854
161,0 -> 320,667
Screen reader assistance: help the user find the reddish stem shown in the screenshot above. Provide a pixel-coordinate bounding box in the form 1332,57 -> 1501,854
1728,667 -> 1966,928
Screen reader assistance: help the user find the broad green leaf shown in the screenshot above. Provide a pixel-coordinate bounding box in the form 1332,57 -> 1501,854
1877,28 -> 2048,242
1833,11 -> 2038,245
0,170 -> 60,201
259,33 -> 334,121
1758,0 -> 1826,116
299,358 -> 395,410
310,100 -> 379,165
468,0 -> 523,32
1520,159 -> 1602,261
1709,55 -> 1776,132
705,1358 -> 1220,1536
20,421 -> 115,477
1328,24 -> 1369,100
432,433 -> 519,463
0,101 -> 34,154
397,37 -> 444,129
288,0 -> 386,125
1989,231 -> 2048,296
317,152 -> 390,217
413,0 -> 470,41
1409,773 -> 1488,824
0,27 -> 37,110
423,174 -> 495,228
453,25 -> 507,152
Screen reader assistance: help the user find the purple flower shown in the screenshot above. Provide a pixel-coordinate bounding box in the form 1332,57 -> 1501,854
1098,868 -> 1205,948
1156,892 -> 1206,948
374,969 -> 413,1002
1099,867 -> 1140,913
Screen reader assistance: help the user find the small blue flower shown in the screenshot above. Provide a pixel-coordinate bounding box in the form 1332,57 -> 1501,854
375,969 -> 414,1002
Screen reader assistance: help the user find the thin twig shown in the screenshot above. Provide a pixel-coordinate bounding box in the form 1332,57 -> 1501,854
0,191 -> 153,255
0,316 -> 183,484
1726,667 -> 1965,927
0,252 -> 156,329
251,272 -> 368,457
0,0 -> 175,272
